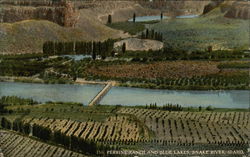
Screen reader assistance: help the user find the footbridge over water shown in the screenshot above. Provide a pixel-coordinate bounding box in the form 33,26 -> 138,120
75,78 -> 115,106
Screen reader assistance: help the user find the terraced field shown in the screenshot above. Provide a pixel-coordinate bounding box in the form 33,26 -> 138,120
0,130 -> 86,157
118,108 -> 250,145
22,115 -> 150,143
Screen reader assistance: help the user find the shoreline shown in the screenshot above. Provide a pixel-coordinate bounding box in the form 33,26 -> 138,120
0,75 -> 249,91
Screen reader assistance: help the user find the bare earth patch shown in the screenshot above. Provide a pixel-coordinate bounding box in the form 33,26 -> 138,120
114,38 -> 164,51
87,61 -> 220,79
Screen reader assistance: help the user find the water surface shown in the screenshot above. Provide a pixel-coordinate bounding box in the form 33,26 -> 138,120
100,87 -> 249,108
0,82 -> 249,108
0,82 -> 104,105
176,14 -> 199,19
62,55 -> 92,61
128,16 -> 168,22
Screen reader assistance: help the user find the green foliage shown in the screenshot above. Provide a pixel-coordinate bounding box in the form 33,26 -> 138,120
0,58 -> 50,77
122,49 -> 249,61
107,14 -> 112,24
122,43 -> 126,54
33,124 -> 52,141
141,29 -> 163,41
146,103 -> 183,111
88,69 -> 249,90
43,39 -> 115,59
0,96 -> 38,106
13,119 -> 30,135
1,117 -> 11,129
148,9 -> 249,51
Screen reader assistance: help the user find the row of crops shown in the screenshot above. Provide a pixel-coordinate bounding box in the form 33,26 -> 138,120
21,115 -> 147,143
118,108 -> 250,145
88,71 -> 249,90
0,130 -> 85,157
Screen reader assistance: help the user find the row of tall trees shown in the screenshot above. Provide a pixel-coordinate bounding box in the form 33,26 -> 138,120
141,29 -> 163,41
0,118 -> 110,155
145,103 -> 183,111
13,119 -> 30,135
43,39 -> 115,60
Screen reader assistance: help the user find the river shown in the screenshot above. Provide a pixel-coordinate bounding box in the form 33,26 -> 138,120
0,82 -> 249,108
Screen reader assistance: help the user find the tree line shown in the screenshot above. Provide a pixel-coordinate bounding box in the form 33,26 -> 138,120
140,29 -> 163,41
0,96 -> 38,106
146,103 -> 183,111
43,39 -> 115,60
0,118 -> 112,155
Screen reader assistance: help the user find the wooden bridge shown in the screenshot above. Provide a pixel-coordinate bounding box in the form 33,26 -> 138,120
88,82 -> 113,106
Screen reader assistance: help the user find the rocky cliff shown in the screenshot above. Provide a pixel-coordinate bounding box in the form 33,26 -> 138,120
0,1 -> 79,27
139,0 -> 211,16
203,0 -> 250,20
224,1 -> 250,19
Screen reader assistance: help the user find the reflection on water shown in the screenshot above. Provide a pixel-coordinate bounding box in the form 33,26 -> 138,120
0,82 -> 249,108
100,87 -> 249,108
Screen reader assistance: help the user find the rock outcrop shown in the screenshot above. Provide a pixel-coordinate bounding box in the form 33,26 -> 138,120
140,0 -> 211,16
114,38 -> 163,51
225,1 -> 250,19
203,0 -> 250,20
0,1 -> 79,27
203,0 -> 224,14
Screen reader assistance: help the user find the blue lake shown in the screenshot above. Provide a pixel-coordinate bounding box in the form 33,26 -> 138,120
176,14 -> 199,19
128,16 -> 168,22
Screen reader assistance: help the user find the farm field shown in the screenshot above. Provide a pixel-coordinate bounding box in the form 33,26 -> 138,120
21,115 -> 149,142
1,99 -> 250,156
85,60 -> 250,90
0,130 -> 86,157
118,108 -> 250,144
1,0 -> 250,156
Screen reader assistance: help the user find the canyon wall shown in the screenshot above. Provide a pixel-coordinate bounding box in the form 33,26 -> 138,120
225,1 -> 250,19
0,1 -> 79,27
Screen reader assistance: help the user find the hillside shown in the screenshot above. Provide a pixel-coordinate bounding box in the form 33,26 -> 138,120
149,8 -> 249,51
0,20 -> 89,54
0,19 -> 127,54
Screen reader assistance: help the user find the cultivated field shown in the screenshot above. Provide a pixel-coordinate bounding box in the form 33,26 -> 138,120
118,108 -> 250,145
0,130 -> 86,157
22,115 -> 150,143
87,61 -> 220,79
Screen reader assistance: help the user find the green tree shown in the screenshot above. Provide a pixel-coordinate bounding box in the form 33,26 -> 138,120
133,13 -> 136,23
122,43 -> 126,54
107,14 -> 112,24
92,42 -> 96,60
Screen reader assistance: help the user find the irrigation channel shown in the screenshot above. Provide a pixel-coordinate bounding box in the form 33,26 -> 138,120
0,81 -> 249,108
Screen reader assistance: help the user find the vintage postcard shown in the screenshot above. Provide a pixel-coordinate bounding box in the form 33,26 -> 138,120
0,0 -> 249,156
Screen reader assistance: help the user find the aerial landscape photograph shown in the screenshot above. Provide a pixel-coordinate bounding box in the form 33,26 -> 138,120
0,0 -> 249,156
